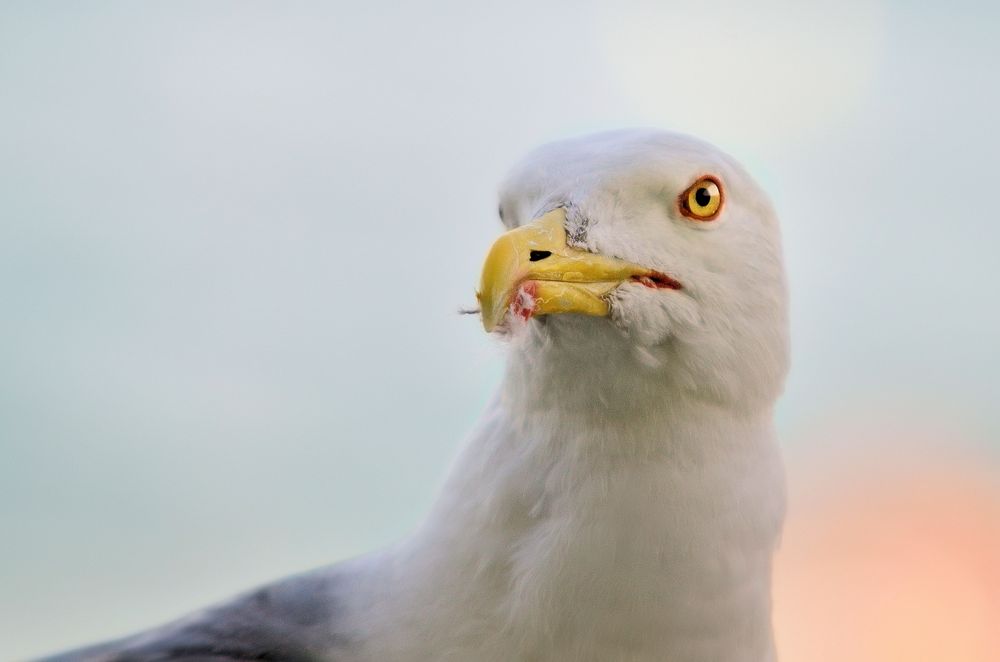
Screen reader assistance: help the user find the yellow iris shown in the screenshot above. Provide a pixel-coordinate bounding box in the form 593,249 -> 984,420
681,177 -> 723,220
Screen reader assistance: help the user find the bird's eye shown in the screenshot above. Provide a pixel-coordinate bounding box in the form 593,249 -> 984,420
679,176 -> 724,221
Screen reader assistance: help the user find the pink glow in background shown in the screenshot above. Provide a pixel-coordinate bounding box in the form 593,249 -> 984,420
775,417 -> 999,660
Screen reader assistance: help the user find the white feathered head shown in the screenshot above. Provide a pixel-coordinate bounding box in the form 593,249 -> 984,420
479,129 -> 789,409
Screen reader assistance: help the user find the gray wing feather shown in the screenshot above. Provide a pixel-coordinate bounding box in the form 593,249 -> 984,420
36,566 -> 357,662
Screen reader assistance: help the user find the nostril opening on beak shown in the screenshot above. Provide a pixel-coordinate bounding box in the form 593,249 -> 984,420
529,250 -> 552,262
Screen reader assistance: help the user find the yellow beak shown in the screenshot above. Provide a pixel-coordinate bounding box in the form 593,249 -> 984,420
476,208 -> 679,332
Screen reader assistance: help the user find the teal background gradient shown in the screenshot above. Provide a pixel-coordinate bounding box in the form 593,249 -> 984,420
1,1 -> 997,657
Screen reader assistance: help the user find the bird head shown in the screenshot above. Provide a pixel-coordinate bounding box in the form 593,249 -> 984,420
478,129 -> 789,409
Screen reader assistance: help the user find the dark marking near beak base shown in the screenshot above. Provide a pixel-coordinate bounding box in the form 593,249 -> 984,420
529,250 -> 552,262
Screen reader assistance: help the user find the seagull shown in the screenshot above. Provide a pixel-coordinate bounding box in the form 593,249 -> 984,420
42,129 -> 789,662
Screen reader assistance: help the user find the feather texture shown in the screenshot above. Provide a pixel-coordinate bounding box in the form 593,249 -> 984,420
42,129 -> 788,662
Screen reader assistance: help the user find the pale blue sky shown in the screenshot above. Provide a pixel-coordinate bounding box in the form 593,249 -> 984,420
2,1 -> 998,657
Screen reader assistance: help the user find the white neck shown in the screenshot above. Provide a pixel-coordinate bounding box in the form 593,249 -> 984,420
361,319 -> 785,662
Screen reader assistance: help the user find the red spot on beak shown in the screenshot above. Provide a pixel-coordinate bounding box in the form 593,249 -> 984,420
511,281 -> 538,322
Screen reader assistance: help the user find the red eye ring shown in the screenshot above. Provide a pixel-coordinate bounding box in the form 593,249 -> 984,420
678,175 -> 724,221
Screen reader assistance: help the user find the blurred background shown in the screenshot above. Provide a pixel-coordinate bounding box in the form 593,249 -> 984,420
1,0 -> 997,659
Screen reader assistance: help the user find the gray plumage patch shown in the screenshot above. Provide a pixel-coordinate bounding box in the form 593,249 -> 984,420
36,569 -> 355,662
563,203 -> 592,247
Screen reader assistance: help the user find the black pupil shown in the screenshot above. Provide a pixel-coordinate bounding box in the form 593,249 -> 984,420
694,187 -> 713,207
